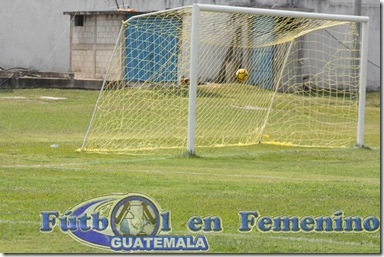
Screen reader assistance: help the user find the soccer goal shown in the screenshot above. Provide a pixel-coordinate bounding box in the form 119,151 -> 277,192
81,4 -> 369,154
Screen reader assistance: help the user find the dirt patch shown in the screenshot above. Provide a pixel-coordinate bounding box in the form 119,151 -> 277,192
1,96 -> 27,99
230,104 -> 269,111
40,96 -> 67,100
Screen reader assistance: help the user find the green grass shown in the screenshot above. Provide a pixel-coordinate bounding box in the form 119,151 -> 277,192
0,88 -> 380,253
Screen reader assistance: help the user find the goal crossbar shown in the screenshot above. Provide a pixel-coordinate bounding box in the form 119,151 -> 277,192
123,4 -> 370,24
196,4 -> 369,23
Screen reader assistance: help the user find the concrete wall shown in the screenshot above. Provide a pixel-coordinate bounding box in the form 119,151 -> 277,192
70,13 -> 124,78
0,0 -> 117,72
0,0 -> 380,89
295,0 -> 380,90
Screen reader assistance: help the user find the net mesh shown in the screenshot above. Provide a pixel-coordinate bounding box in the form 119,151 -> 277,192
82,6 -> 361,153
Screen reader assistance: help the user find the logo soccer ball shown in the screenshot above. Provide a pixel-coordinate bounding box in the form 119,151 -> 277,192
236,69 -> 249,82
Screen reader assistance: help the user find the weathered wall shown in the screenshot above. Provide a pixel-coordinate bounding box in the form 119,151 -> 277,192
0,0 -> 117,72
70,13 -> 123,78
0,0 -> 380,89
295,0 -> 380,89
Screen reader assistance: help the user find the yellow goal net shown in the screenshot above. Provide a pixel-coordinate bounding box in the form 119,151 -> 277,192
82,4 -> 368,154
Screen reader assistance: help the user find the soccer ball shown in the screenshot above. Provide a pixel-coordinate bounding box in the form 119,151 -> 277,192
236,69 -> 249,82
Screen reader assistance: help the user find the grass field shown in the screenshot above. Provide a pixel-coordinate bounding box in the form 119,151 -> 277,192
0,88 -> 380,253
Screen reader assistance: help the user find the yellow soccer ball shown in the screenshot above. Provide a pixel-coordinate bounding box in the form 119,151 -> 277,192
236,68 -> 249,82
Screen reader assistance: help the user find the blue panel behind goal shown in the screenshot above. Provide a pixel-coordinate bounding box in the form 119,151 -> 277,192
249,16 -> 275,89
125,15 -> 179,82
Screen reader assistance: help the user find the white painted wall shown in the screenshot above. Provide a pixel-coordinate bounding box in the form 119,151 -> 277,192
0,0 -> 380,89
0,0 -> 117,72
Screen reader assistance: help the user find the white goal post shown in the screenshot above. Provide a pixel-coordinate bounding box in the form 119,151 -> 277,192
81,4 -> 369,154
